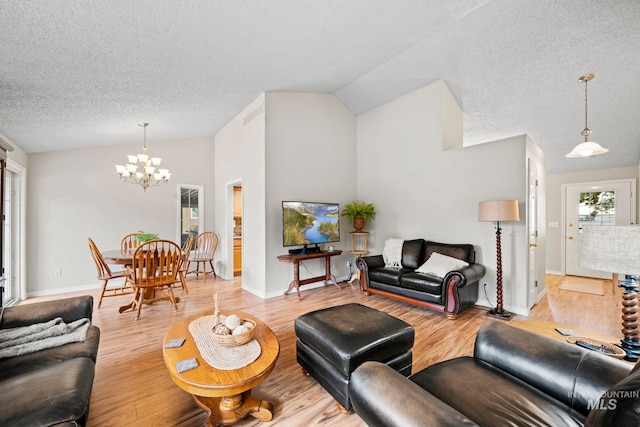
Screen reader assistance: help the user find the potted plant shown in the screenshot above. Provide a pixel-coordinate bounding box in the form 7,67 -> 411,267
341,201 -> 376,231
136,231 -> 159,243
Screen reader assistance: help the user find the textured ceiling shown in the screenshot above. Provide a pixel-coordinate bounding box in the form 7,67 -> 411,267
0,0 -> 638,173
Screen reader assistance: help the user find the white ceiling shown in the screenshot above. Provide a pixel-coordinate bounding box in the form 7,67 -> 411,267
1,0 -> 638,173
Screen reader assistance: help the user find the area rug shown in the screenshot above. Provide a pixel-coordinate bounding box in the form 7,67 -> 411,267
559,276 -> 605,296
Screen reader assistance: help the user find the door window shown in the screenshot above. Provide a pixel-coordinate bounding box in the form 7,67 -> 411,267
578,191 -> 615,228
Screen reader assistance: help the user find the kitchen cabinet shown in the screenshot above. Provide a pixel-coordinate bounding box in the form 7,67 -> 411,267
234,238 -> 242,275
233,186 -> 242,218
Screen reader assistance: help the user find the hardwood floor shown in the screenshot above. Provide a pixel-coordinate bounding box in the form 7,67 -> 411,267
24,274 -> 625,426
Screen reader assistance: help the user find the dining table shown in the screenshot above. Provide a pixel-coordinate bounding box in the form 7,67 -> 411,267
102,248 -> 182,314
102,249 -> 133,266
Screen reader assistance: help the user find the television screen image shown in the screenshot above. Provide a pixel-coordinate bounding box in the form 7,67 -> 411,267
282,201 -> 340,247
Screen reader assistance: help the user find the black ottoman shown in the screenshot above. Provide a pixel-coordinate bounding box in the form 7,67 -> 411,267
295,303 -> 414,411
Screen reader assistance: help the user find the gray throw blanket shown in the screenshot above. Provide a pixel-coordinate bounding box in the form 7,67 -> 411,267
0,317 -> 90,358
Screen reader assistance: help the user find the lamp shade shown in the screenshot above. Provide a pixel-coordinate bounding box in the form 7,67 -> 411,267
478,200 -> 520,222
579,226 -> 640,275
566,141 -> 609,158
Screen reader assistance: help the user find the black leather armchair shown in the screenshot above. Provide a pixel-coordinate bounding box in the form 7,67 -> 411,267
357,239 -> 485,319
349,320 -> 639,426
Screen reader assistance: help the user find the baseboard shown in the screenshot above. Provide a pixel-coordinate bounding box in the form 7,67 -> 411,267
263,275 -> 352,300
546,270 -> 563,276
475,300 -> 529,317
27,283 -> 100,298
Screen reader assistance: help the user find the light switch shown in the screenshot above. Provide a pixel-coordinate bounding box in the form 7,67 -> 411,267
548,222 -> 559,228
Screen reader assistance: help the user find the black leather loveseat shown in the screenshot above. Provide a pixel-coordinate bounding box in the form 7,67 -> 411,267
0,296 -> 100,427
349,319 -> 639,427
357,239 -> 485,319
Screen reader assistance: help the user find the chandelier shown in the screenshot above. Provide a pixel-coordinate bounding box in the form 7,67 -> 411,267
566,73 -> 609,158
115,123 -> 171,191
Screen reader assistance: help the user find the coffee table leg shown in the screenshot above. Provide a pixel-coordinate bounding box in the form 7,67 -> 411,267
193,391 -> 274,426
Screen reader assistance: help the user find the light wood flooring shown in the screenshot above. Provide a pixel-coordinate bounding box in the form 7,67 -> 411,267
23,273 -> 625,426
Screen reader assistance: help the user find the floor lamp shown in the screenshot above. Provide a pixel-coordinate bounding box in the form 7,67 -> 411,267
579,225 -> 640,361
478,200 -> 520,320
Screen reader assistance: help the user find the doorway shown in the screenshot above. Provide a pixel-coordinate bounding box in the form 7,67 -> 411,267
177,184 -> 204,247
3,159 -> 25,305
232,185 -> 242,276
527,159 -> 541,306
564,179 -> 636,279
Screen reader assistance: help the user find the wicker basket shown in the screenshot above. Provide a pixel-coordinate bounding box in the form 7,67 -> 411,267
566,336 -> 626,359
211,319 -> 256,347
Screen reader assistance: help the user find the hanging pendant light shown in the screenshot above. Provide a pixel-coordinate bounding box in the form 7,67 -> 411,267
115,123 -> 171,191
566,73 -> 608,158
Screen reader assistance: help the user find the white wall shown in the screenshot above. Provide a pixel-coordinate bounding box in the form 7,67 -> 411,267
356,80 -> 532,315
7,144 -> 28,168
27,136 -> 215,295
545,165 -> 639,274
213,92 -> 357,298
264,92 -> 357,297
214,94 -> 267,295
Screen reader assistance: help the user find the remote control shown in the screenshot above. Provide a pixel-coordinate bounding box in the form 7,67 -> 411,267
575,340 -> 615,355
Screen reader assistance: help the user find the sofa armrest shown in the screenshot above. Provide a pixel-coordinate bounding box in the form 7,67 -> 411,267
443,263 -> 485,288
357,254 -> 384,270
350,361 -> 478,427
0,296 -> 94,329
356,255 -> 384,291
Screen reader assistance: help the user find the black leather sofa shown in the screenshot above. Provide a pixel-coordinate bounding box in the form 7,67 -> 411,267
0,296 -> 100,427
357,239 -> 485,319
349,320 -> 639,427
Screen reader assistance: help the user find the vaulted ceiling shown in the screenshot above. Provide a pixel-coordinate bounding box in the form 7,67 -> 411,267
1,0 -> 638,173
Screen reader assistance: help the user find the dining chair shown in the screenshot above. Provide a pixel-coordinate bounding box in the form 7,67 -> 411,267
188,231 -> 219,282
128,240 -> 182,320
120,232 -> 141,255
175,234 -> 194,293
88,238 -> 132,308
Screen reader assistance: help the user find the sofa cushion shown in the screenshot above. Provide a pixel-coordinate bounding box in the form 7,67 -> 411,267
415,252 -> 469,278
0,296 -> 94,328
400,272 -> 442,295
369,267 -> 412,287
0,325 -> 100,381
0,357 -> 95,427
425,241 -> 475,264
401,239 -> 425,269
411,357 -> 584,426
382,238 -> 404,267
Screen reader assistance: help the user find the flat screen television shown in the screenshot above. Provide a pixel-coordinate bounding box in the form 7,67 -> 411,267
282,201 -> 340,250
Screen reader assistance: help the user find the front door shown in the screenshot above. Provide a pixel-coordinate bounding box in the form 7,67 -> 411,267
564,179 -> 635,278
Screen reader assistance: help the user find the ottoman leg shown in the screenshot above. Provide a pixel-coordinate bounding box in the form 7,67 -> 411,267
336,402 -> 353,414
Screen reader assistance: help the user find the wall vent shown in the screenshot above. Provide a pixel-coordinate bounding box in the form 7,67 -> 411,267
243,103 -> 264,126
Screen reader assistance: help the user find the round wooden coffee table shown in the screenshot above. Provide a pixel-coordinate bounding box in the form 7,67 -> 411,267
163,310 -> 280,426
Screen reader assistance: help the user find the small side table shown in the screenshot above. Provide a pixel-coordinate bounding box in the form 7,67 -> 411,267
349,232 -> 369,284
278,250 -> 343,297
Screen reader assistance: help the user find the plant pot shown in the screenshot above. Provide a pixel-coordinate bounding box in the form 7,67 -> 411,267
353,215 -> 365,232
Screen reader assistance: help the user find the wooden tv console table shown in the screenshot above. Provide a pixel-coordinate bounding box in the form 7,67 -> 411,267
277,250 -> 343,297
